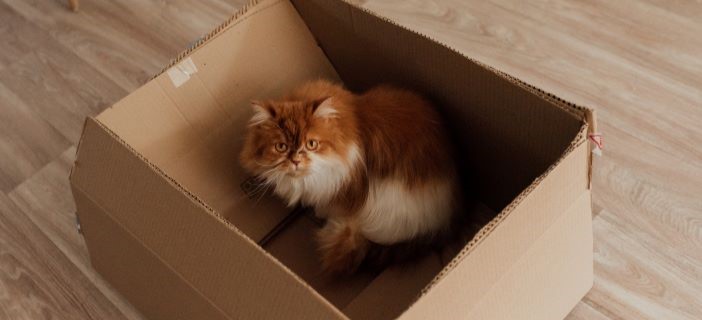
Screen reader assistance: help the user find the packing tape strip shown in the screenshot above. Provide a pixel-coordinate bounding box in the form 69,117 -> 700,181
167,57 -> 198,88
588,132 -> 603,156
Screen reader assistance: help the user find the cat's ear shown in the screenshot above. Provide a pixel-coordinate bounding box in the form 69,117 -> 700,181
249,101 -> 273,126
313,97 -> 339,119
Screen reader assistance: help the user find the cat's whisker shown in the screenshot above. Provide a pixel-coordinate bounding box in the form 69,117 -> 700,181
254,182 -> 272,205
249,174 -> 276,197
248,183 -> 268,198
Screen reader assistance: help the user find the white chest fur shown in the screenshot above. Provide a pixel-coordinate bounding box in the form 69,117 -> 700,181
358,178 -> 455,245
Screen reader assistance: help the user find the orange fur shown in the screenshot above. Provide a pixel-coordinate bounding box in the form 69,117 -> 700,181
316,217 -> 368,274
240,79 -> 459,274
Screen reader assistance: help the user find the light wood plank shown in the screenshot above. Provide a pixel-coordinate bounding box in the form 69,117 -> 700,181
0,1 -> 129,144
8,147 -> 144,320
0,82 -> 70,193
2,0 -> 246,91
9,148 -> 85,273
567,302 -> 611,320
587,209 -> 702,319
0,3 -> 50,71
0,192 -> 129,319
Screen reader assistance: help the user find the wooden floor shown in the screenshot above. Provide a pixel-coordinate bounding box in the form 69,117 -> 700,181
0,0 -> 699,319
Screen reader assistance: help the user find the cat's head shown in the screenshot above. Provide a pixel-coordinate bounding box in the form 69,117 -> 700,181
240,96 -> 361,203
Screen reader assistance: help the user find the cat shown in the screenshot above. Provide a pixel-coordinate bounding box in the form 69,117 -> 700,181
240,79 -> 460,274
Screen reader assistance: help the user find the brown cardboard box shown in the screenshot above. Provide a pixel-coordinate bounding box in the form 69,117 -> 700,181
69,0 -> 597,319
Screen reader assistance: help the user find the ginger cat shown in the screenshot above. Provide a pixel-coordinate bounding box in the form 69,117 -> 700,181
240,80 -> 459,274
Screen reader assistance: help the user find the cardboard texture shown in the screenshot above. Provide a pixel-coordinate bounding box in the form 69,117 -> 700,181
70,0 -> 596,319
400,143 -> 592,320
73,119 -> 345,319
72,187 -> 230,320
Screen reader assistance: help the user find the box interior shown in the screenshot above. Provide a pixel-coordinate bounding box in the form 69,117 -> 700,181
95,0 -> 584,318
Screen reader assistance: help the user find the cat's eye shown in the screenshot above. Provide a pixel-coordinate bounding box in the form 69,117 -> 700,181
275,143 -> 288,153
306,139 -> 319,150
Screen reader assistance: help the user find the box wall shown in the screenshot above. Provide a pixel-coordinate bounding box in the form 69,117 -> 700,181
402,141 -> 591,319
71,118 -> 345,320
73,187 -> 230,320
464,191 -> 594,320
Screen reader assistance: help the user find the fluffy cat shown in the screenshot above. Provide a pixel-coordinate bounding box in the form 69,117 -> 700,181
240,79 -> 459,274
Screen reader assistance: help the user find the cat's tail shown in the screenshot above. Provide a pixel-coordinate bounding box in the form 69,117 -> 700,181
317,218 -> 370,275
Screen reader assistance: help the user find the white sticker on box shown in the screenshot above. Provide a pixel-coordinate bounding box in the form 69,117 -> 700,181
167,57 -> 198,88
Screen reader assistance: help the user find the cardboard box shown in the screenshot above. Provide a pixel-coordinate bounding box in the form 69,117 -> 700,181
69,0 -> 597,319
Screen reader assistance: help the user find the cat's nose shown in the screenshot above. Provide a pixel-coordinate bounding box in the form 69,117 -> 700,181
290,159 -> 300,166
